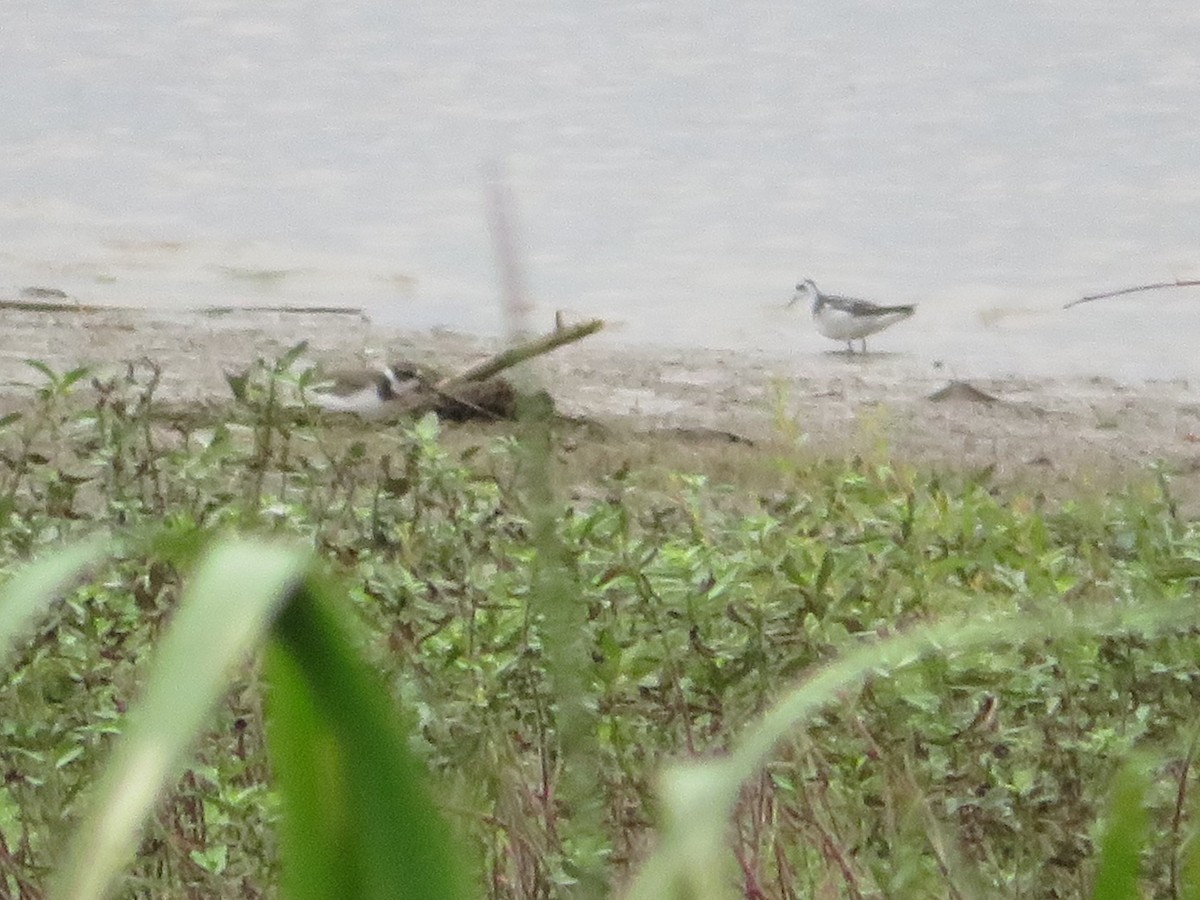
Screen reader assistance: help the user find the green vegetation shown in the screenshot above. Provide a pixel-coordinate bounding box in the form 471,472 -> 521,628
0,351 -> 1198,898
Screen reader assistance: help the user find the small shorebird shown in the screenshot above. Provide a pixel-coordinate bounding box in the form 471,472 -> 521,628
310,362 -> 422,418
789,279 -> 916,353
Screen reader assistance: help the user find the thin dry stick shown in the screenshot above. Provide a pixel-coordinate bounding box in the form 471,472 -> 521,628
484,162 -> 533,339
0,298 -> 106,314
806,811 -> 866,900
1168,733 -> 1198,900
199,305 -> 365,317
483,164 -> 526,360
0,298 -> 365,318
1063,279 -> 1200,309
483,163 -> 607,900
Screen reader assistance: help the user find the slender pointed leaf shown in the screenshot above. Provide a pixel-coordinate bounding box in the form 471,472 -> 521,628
61,366 -> 91,389
23,359 -> 57,383
276,340 -> 310,372
224,369 -> 250,403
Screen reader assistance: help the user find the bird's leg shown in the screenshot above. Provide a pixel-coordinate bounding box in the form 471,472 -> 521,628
844,341 -> 854,354
860,339 -> 868,354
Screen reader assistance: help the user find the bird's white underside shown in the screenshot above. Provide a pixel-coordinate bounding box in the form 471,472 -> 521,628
309,364 -> 421,419
813,304 -> 914,341
311,386 -> 396,418
312,378 -> 420,419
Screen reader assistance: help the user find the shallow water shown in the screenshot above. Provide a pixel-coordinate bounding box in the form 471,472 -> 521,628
2,1 -> 1199,379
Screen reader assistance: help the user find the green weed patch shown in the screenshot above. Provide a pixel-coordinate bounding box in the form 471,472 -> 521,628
0,355 -> 1198,898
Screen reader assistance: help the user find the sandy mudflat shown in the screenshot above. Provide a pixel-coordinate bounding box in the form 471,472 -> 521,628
3,305 -> 1200,503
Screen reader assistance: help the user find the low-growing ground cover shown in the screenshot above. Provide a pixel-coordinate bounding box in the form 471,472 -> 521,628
0,355 -> 1198,898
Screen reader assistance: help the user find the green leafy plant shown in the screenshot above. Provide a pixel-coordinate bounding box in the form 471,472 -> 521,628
0,536 -> 471,900
2,350 -> 1200,897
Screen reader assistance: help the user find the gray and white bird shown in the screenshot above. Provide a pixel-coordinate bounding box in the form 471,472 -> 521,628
310,362 -> 422,418
789,279 -> 916,353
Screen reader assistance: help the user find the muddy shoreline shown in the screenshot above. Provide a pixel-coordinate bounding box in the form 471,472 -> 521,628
4,305 -> 1200,502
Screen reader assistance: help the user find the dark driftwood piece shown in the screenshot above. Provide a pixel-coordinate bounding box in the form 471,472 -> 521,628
393,318 -> 604,421
426,379 -> 519,421
660,427 -> 755,446
1064,279 -> 1200,310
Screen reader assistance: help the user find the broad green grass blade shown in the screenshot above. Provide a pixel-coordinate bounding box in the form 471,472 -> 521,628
266,576 -> 472,900
0,536 -> 108,670
1092,759 -> 1149,900
624,599 -> 1200,900
1183,829 -> 1200,900
51,539 -> 308,900
627,761 -> 739,900
1181,734 -> 1200,900
265,640 -> 354,900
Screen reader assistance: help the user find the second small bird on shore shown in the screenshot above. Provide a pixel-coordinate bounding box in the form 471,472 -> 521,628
789,279 -> 916,353
310,362 -> 423,418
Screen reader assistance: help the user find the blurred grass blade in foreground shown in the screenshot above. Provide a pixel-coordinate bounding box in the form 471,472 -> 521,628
625,598 -> 1200,900
49,538 -> 470,900
52,540 -> 304,900
1092,758 -> 1150,900
266,575 -> 471,900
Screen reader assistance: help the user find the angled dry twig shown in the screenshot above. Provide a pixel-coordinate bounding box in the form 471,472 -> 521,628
1064,278 -> 1200,309
434,319 -> 604,392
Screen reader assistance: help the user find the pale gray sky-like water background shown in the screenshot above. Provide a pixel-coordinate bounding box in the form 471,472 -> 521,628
2,1 -> 1199,380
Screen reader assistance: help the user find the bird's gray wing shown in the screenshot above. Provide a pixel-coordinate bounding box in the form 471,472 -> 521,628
825,293 -> 913,316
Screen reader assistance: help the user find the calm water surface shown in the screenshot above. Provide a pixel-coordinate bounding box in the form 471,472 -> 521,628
2,1 -> 1199,379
